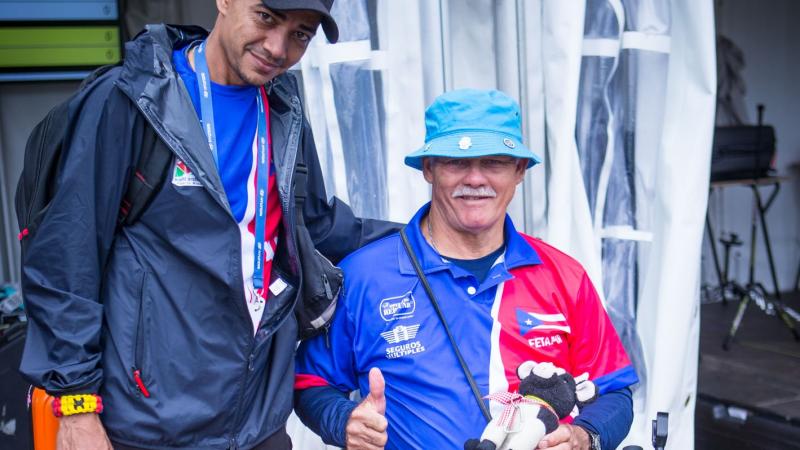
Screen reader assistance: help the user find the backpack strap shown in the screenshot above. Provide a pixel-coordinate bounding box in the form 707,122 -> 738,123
118,126 -> 172,226
15,63 -> 122,239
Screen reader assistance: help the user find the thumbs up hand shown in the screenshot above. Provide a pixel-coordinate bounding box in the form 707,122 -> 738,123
346,368 -> 388,450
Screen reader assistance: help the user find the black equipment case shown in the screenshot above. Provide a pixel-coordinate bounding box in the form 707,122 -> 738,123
711,105 -> 776,182
0,322 -> 32,450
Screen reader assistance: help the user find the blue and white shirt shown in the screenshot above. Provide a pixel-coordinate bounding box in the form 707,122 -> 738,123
295,203 -> 638,449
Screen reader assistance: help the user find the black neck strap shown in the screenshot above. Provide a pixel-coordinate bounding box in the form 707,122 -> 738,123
399,227 -> 492,422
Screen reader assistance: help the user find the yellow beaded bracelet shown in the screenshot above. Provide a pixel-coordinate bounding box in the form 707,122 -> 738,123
52,394 -> 103,417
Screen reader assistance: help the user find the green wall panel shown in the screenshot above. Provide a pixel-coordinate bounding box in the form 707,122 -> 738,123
0,26 -> 121,68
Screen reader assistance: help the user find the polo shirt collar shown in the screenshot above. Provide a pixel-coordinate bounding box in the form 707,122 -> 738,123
398,202 -> 542,276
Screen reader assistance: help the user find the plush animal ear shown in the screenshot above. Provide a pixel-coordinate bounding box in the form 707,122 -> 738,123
532,362 -> 564,379
516,361 -> 538,379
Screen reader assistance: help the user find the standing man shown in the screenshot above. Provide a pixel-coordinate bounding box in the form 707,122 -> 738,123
18,1 -> 395,449
294,89 -> 639,450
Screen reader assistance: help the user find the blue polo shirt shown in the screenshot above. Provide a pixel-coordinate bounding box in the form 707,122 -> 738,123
295,203 -> 638,449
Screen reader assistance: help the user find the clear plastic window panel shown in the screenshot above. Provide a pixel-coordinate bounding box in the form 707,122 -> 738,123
576,0 -> 671,397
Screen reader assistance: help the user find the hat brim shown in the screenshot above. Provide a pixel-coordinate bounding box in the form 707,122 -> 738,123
404,131 -> 542,170
261,0 -> 339,43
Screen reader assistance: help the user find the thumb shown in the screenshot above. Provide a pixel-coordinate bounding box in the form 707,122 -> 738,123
366,367 -> 386,415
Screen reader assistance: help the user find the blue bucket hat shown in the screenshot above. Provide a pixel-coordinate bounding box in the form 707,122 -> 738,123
405,89 -> 541,170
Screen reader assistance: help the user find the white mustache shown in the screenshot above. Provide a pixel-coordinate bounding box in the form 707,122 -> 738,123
452,185 -> 497,198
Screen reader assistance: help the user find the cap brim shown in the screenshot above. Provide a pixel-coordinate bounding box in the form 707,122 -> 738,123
261,0 -> 339,43
319,15 -> 339,43
404,132 -> 542,170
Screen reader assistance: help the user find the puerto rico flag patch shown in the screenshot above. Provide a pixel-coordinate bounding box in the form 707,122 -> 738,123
172,159 -> 202,187
516,308 -> 571,335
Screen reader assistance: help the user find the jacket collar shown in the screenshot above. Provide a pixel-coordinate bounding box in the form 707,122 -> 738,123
398,202 -> 542,276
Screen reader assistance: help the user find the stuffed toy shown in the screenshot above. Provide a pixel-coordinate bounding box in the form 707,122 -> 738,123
464,361 -> 598,450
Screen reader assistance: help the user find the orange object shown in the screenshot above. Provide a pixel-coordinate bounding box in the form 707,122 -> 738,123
31,387 -> 59,450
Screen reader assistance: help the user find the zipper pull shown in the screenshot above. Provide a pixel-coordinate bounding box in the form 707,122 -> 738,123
324,323 -> 331,349
132,368 -> 151,398
322,274 -> 332,300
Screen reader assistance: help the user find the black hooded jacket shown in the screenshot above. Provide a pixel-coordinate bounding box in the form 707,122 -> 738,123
19,24 -> 396,449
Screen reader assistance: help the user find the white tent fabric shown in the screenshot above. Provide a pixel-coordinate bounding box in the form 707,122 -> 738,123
289,1 -> 716,449
541,0 -> 716,447
298,0 -> 388,219
576,0 -> 650,409
539,0 -> 607,291
377,0 -> 430,222
629,0 -> 716,446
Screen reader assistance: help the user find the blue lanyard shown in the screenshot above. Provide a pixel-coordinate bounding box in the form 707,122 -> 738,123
195,41 -> 271,289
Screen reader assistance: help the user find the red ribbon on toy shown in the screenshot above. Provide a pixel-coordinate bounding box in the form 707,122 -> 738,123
484,392 -> 557,431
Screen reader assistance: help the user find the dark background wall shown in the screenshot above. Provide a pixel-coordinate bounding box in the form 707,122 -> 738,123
704,0 -> 800,293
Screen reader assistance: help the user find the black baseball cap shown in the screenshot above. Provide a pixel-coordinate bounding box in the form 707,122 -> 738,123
261,0 -> 339,43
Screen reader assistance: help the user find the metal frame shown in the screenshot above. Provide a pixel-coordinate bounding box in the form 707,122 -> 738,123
707,179 -> 800,349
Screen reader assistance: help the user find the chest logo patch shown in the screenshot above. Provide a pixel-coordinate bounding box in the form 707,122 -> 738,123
383,325 -> 426,360
379,292 -> 416,321
380,324 -> 420,344
172,160 -> 202,187
516,308 -> 571,335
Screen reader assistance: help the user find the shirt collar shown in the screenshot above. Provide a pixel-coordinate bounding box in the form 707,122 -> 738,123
398,202 -> 542,276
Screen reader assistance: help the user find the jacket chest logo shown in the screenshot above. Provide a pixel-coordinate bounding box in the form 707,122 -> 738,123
172,159 -> 202,187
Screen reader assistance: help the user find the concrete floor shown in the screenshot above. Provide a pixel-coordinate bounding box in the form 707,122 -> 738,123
696,290 -> 800,449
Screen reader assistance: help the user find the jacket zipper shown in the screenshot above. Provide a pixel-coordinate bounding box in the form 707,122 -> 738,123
229,336 -> 256,450
229,87 -> 303,449
284,96 -> 303,266
132,273 -> 150,397
132,369 -> 150,398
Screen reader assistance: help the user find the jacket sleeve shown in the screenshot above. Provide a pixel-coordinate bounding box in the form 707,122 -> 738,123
18,73 -> 141,395
298,119 -> 402,263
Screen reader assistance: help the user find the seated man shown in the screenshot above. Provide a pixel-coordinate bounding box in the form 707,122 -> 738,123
293,89 -> 639,450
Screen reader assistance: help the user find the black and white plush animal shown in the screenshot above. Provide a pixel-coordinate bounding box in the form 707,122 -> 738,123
464,361 -> 598,450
